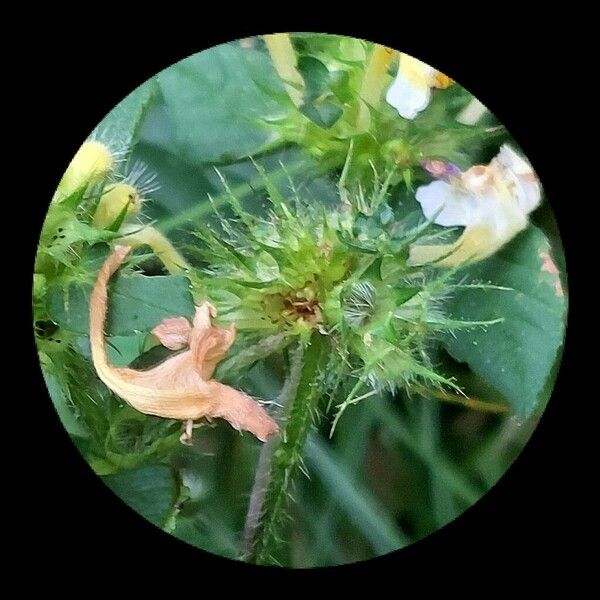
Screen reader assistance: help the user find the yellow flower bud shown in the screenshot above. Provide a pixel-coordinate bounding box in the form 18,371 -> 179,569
92,183 -> 141,229
57,141 -> 114,199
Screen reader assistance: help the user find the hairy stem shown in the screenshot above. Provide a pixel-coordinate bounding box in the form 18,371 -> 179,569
241,331 -> 328,564
241,343 -> 305,546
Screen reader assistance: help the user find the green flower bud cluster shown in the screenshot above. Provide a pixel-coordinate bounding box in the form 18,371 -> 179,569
262,34 -> 497,188
191,163 -> 499,430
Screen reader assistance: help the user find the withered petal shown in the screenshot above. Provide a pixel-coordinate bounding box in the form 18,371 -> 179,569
152,316 -> 192,350
90,246 -> 278,443
207,381 -> 279,442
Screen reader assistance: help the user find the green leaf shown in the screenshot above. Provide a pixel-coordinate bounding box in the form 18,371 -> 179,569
296,57 -> 331,100
102,464 -> 181,528
378,204 -> 394,226
297,56 -> 344,128
105,197 -> 134,232
96,77 -> 159,159
38,208 -> 117,267
216,333 -> 293,380
43,372 -> 89,438
129,343 -> 174,369
158,42 -> 289,164
370,398 -> 483,505
441,226 -> 567,419
105,408 -> 180,469
41,348 -> 112,448
393,286 -> 421,305
48,273 -> 195,336
300,101 -> 344,130
106,332 -> 150,367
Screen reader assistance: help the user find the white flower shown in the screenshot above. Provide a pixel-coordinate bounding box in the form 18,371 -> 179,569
408,144 -> 542,267
386,53 -> 452,119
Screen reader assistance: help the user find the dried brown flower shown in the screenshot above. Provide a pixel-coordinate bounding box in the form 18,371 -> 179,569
90,245 -> 279,444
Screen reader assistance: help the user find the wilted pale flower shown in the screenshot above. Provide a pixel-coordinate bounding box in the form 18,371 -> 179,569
386,53 -> 453,119
90,246 -> 279,444
408,144 -> 541,267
